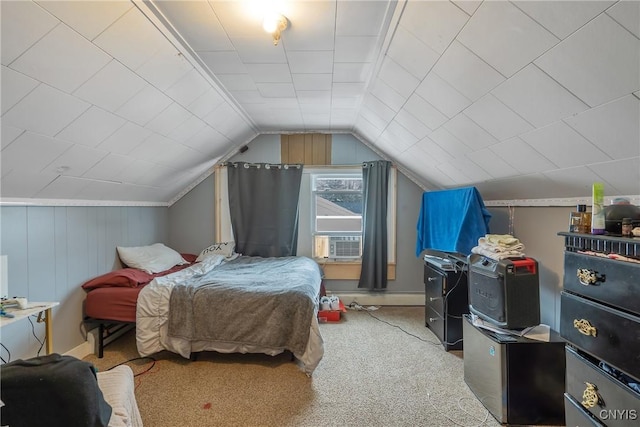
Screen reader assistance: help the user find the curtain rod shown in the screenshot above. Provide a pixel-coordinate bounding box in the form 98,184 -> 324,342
362,160 -> 393,168
221,162 -> 302,169
219,161 -> 395,170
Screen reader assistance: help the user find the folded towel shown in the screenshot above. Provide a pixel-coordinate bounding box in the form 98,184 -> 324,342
479,241 -> 525,253
482,234 -> 521,247
471,245 -> 525,260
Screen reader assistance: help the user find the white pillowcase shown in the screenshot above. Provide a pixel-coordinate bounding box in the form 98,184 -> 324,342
116,243 -> 188,274
196,241 -> 236,262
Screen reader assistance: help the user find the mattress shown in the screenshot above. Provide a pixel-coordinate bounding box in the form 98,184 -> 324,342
85,285 -> 145,323
82,258 -> 198,323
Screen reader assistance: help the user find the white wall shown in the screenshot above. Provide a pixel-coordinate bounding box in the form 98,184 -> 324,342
0,206 -> 168,360
168,135 -> 284,255
486,206 -> 572,330
168,174 -> 216,255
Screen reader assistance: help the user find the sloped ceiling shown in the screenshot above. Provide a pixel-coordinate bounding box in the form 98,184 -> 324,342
1,0 -> 639,205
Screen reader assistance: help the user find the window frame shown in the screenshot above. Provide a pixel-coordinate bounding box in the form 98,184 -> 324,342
305,165 -> 396,280
311,171 -> 364,260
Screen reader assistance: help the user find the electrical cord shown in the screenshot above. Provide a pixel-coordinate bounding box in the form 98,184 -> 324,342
442,262 -> 465,313
429,257 -> 468,343
106,356 -> 157,377
0,342 -> 11,363
27,316 -> 45,357
350,301 -> 465,347
426,392 -> 490,427
348,302 -> 443,346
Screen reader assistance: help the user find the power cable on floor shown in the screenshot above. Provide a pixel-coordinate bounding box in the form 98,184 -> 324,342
426,392 -> 491,427
106,356 -> 157,377
347,302 -> 443,346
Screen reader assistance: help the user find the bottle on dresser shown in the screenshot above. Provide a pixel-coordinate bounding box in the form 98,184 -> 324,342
569,204 -> 591,234
591,182 -> 606,235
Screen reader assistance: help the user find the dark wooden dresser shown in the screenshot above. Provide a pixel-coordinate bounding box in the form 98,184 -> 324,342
423,250 -> 468,351
558,232 -> 640,426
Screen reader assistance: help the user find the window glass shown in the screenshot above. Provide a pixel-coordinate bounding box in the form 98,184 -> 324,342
312,173 -> 363,259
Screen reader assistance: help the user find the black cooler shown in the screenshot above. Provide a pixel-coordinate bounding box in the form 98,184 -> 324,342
468,254 -> 540,329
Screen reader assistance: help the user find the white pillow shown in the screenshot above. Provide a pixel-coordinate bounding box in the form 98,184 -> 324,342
196,241 -> 236,262
116,243 -> 188,273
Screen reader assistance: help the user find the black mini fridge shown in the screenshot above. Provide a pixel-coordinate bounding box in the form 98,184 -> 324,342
462,315 -> 566,425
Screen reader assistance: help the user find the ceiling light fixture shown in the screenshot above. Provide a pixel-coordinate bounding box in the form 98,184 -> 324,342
262,12 -> 288,46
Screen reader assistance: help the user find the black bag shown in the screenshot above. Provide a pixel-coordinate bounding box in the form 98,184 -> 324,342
0,353 -> 112,427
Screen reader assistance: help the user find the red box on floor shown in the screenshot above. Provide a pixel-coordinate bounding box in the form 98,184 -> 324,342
318,301 -> 346,323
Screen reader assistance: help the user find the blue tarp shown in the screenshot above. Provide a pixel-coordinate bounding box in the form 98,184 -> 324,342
416,187 -> 491,256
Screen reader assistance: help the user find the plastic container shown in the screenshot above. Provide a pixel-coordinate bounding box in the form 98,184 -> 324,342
590,183 -> 605,235
318,300 -> 346,323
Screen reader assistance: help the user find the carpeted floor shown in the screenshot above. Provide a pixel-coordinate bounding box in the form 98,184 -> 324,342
84,306 -> 500,427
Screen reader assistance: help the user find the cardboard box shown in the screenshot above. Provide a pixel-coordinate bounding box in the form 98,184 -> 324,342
318,301 -> 346,323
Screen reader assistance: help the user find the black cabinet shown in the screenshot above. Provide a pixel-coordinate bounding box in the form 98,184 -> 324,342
423,251 -> 468,351
558,232 -> 640,426
463,315 -> 566,425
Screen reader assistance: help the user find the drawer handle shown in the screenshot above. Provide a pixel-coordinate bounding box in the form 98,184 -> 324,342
427,277 -> 438,282
573,319 -> 597,337
576,268 -> 605,286
581,382 -> 601,409
429,297 -> 441,302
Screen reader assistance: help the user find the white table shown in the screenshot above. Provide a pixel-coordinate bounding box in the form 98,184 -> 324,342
0,302 -> 59,354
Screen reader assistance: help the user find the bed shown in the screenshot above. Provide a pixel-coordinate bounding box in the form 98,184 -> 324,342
83,255 -> 197,357
136,254 -> 324,375
82,244 -> 324,375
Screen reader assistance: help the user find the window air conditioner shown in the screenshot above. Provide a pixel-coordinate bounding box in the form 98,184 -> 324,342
329,236 -> 361,259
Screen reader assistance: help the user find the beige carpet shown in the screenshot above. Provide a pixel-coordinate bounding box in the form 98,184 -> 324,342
84,307 -> 500,427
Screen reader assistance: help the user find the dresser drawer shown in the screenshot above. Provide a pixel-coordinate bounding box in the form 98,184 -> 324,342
564,393 -> 605,426
425,266 -> 445,327
566,346 -> 640,426
425,305 -> 444,340
424,264 -> 444,287
564,251 -> 640,315
560,292 -> 640,380
425,278 -> 444,318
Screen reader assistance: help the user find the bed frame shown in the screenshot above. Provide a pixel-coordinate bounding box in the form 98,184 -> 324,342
84,317 -> 135,358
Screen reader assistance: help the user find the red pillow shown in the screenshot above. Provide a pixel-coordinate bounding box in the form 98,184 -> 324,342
82,268 -> 154,290
82,254 -> 198,290
180,253 -> 198,263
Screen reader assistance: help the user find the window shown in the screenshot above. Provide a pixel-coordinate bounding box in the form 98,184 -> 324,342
216,163 -> 397,279
312,173 -> 363,260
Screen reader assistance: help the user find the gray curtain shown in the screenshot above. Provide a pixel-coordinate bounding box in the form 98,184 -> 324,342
227,162 -> 303,257
358,160 -> 391,290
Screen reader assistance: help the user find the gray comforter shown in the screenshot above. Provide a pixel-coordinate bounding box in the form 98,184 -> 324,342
167,256 -> 322,355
